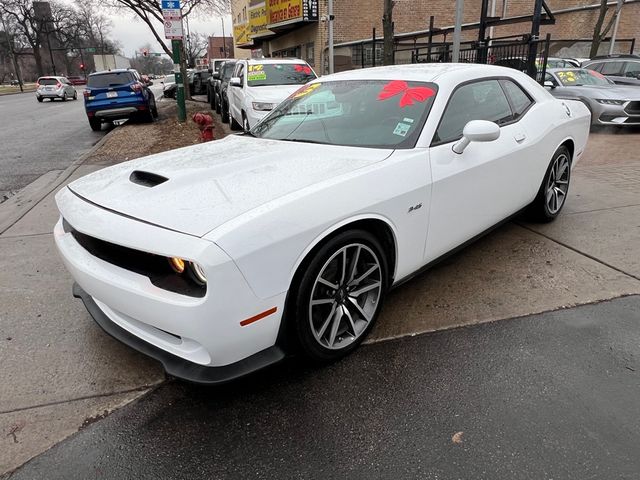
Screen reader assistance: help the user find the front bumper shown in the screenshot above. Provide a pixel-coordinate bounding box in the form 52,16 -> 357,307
54,186 -> 287,380
593,101 -> 640,125
73,283 -> 285,384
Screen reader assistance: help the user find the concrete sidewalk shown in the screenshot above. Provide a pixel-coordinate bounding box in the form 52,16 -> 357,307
1,129 -> 639,474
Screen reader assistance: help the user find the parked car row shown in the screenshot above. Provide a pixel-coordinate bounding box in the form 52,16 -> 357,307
207,58 -> 317,132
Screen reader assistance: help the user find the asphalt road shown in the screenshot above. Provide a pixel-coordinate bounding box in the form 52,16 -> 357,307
0,90 -> 105,201
5,296 -> 640,480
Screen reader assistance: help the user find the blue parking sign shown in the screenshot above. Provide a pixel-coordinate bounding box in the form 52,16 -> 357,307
161,0 -> 180,9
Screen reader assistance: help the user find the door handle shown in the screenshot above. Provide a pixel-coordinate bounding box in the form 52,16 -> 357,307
514,133 -> 526,143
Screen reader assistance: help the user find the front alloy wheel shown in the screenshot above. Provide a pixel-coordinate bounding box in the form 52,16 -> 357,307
293,230 -> 388,362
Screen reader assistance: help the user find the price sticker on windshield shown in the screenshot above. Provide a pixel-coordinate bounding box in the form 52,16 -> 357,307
248,71 -> 267,81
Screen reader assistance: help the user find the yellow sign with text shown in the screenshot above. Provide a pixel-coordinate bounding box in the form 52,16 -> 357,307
233,22 -> 251,46
267,0 -> 304,26
249,1 -> 272,39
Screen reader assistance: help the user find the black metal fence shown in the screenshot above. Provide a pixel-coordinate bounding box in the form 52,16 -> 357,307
407,34 -> 552,83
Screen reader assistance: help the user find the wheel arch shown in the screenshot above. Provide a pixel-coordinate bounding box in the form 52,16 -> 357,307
288,215 -> 399,294
558,137 -> 575,163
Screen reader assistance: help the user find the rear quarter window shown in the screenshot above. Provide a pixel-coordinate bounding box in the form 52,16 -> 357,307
88,72 -> 135,88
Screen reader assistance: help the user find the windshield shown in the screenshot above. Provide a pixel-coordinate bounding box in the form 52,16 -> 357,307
222,63 -> 236,80
88,72 -> 135,88
247,63 -> 316,87
38,78 -> 59,85
252,80 -> 438,149
555,69 -> 611,86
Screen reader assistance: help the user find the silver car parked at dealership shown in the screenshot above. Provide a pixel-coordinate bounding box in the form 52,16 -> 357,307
36,76 -> 78,102
544,68 -> 640,126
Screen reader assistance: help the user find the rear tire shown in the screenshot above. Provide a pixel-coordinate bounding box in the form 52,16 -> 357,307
62,92 -> 67,102
526,146 -> 571,223
290,230 -> 389,363
88,118 -> 101,131
73,91 -> 78,100
221,102 -> 229,123
37,97 -> 43,103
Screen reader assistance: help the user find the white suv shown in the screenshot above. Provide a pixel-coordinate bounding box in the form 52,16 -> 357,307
227,58 -> 316,131
36,76 -> 78,102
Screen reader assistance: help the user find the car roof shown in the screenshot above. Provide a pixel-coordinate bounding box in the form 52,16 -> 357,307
38,76 -> 66,79
89,69 -> 137,76
315,63 -> 523,83
244,58 -> 309,65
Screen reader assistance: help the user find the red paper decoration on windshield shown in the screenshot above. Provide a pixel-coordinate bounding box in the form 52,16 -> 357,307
294,65 -> 312,75
377,80 -> 435,107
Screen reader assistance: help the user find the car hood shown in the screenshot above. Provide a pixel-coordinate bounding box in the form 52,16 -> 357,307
246,84 -> 304,104
563,84 -> 640,100
67,135 -> 392,237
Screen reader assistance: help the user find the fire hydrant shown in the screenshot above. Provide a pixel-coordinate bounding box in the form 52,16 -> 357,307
192,112 -> 215,142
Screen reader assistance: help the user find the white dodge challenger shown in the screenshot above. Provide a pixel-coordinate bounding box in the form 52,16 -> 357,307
54,64 -> 590,383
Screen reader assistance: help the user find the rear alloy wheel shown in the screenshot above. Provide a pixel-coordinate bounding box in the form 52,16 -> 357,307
527,146 -> 571,222
292,230 -> 388,362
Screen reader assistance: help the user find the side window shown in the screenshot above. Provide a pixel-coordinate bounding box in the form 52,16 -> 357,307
600,61 -> 624,75
587,62 -> 603,73
544,73 -> 558,86
236,63 -> 245,84
434,80 -> 513,145
623,61 -> 640,78
500,80 -> 534,120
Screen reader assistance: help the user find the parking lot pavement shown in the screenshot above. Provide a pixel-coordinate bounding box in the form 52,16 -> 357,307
1,123 -> 639,475
5,296 -> 640,480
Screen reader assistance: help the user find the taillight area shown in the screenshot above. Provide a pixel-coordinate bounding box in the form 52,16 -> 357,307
131,82 -> 143,94
83,89 -> 90,98
55,82 -> 62,89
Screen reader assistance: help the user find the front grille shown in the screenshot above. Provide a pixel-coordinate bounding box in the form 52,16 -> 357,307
63,219 -> 206,297
624,101 -> 640,115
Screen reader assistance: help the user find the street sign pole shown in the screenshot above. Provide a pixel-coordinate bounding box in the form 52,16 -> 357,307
163,0 -> 186,122
172,39 -> 187,122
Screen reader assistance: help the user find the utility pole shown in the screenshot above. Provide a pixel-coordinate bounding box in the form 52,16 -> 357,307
328,0 -> 334,73
0,10 -> 24,91
608,0 -> 624,55
221,17 -> 227,58
452,0 -> 464,62
172,39 -> 186,122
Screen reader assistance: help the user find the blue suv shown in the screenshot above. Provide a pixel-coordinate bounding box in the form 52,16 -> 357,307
84,69 -> 158,131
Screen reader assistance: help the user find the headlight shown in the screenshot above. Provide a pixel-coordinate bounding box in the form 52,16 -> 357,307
596,99 -> 625,105
189,262 -> 207,285
252,102 -> 275,111
168,257 -> 186,273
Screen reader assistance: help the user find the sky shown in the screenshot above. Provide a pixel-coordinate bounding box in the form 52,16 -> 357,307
60,0 -> 233,58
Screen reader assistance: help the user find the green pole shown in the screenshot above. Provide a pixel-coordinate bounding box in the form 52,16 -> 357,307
172,39 -> 186,122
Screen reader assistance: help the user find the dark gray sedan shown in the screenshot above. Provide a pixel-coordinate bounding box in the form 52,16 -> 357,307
544,68 -> 640,126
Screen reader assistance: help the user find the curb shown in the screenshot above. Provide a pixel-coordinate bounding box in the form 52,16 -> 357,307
0,131 -> 115,235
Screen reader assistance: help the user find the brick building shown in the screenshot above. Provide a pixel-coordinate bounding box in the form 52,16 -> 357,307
231,0 -> 640,73
207,36 -> 235,61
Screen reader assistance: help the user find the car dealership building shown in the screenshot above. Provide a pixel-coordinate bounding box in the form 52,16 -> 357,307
231,0 -> 640,74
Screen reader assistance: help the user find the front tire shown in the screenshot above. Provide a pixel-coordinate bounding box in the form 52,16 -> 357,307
230,112 -> 242,131
37,96 -> 43,103
291,230 -> 388,362
527,146 -> 571,222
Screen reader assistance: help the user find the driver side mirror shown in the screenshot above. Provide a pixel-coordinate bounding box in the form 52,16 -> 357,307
544,80 -> 556,89
452,120 -> 500,154
230,77 -> 242,87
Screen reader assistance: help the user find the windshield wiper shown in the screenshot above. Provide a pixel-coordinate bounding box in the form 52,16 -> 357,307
278,138 -> 327,145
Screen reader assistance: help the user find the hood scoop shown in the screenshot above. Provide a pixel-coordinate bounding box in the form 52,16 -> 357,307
129,170 -> 168,188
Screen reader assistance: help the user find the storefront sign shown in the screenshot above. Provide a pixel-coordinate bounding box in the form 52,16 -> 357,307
249,1 -> 272,39
233,22 -> 251,46
267,0 -> 318,28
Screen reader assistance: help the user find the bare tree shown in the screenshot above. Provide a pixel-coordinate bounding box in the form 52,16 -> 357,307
589,0 -> 625,58
185,31 -> 208,67
103,0 -> 229,98
382,0 -> 395,66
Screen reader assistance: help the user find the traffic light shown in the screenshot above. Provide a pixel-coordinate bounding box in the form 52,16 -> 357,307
80,63 -> 85,71
142,50 -> 148,57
